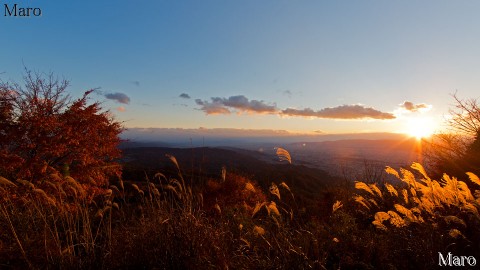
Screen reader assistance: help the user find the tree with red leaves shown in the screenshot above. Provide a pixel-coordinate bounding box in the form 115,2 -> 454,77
0,70 -> 122,186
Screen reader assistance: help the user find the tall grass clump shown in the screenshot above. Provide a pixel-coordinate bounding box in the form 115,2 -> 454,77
353,162 -> 480,267
0,172 -> 116,268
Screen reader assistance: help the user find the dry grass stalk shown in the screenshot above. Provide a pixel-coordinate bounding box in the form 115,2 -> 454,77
0,176 -> 17,187
275,147 -> 292,164
269,183 -> 281,200
332,200 -> 343,213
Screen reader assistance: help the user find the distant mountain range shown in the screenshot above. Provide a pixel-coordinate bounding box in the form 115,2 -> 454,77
121,128 -> 411,148
120,136 -> 422,175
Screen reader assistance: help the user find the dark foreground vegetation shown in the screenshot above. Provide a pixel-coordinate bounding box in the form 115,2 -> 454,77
1,158 -> 480,269
1,72 -> 480,269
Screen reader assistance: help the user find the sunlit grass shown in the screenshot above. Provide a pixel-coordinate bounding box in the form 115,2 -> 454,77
355,162 -> 480,237
1,148 -> 479,269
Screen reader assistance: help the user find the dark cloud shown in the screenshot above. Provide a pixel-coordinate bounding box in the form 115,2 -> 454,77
179,93 -> 191,99
105,92 -> 130,104
196,95 -> 278,115
281,105 -> 395,120
195,99 -> 204,106
131,81 -> 140,87
282,90 -> 292,98
195,99 -> 231,114
400,101 -> 432,112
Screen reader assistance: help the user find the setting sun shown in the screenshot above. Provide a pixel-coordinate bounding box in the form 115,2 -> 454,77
404,117 -> 436,139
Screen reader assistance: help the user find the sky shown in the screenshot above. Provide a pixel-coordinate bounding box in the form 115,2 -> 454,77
2,0 -> 480,138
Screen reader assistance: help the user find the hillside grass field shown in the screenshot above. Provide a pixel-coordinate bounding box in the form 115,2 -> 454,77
1,148 -> 479,269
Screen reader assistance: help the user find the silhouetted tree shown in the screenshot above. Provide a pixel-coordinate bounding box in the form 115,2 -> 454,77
425,93 -> 480,176
0,70 -> 122,186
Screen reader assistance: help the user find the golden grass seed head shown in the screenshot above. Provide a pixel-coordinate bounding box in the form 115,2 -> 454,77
17,179 -> 35,189
449,229 -> 464,239
462,203 -> 480,218
33,188 -> 56,206
109,185 -> 120,194
372,220 -> 388,231
112,202 -> 119,210
354,195 -> 370,210
355,181 -> 375,196
239,237 -> 250,248
221,166 -> 226,183
279,182 -> 293,197
0,176 -> 17,187
401,189 -> 409,204
387,210 -> 406,227
95,208 -> 104,219
466,172 -> 480,187
444,216 -> 467,228
385,183 -> 398,197
275,147 -> 292,164
368,198 -> 379,208
411,162 -> 431,183
244,182 -> 256,193
369,183 -> 383,198
385,166 -> 400,179
166,154 -> 180,171
267,201 -> 281,217
252,202 -> 267,217
374,211 -> 390,222
105,189 -> 113,197
269,183 -> 281,200
394,204 -> 417,222
457,181 -> 474,201
214,203 -> 222,215
253,225 -> 265,236
332,200 -> 343,213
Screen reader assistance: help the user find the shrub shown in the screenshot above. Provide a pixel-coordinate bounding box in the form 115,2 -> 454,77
0,70 -> 122,186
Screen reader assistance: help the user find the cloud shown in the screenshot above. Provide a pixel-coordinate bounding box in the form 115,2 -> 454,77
116,106 -> 126,112
196,95 -> 278,115
399,101 -> 432,112
105,92 -> 130,104
179,93 -> 191,99
131,81 -> 140,87
281,105 -> 395,120
195,99 -> 231,114
194,95 -> 394,120
282,90 -> 292,98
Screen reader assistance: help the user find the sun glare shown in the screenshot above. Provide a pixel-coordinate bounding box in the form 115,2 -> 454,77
405,117 -> 436,139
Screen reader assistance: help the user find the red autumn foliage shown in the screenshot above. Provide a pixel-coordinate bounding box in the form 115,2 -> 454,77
0,70 -> 122,186
204,173 -> 266,214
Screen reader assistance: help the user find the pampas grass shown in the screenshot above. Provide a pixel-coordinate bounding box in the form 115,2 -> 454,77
2,145 -> 479,270
354,162 -> 480,246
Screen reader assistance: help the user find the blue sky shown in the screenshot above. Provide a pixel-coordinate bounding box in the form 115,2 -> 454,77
2,0 -> 480,135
